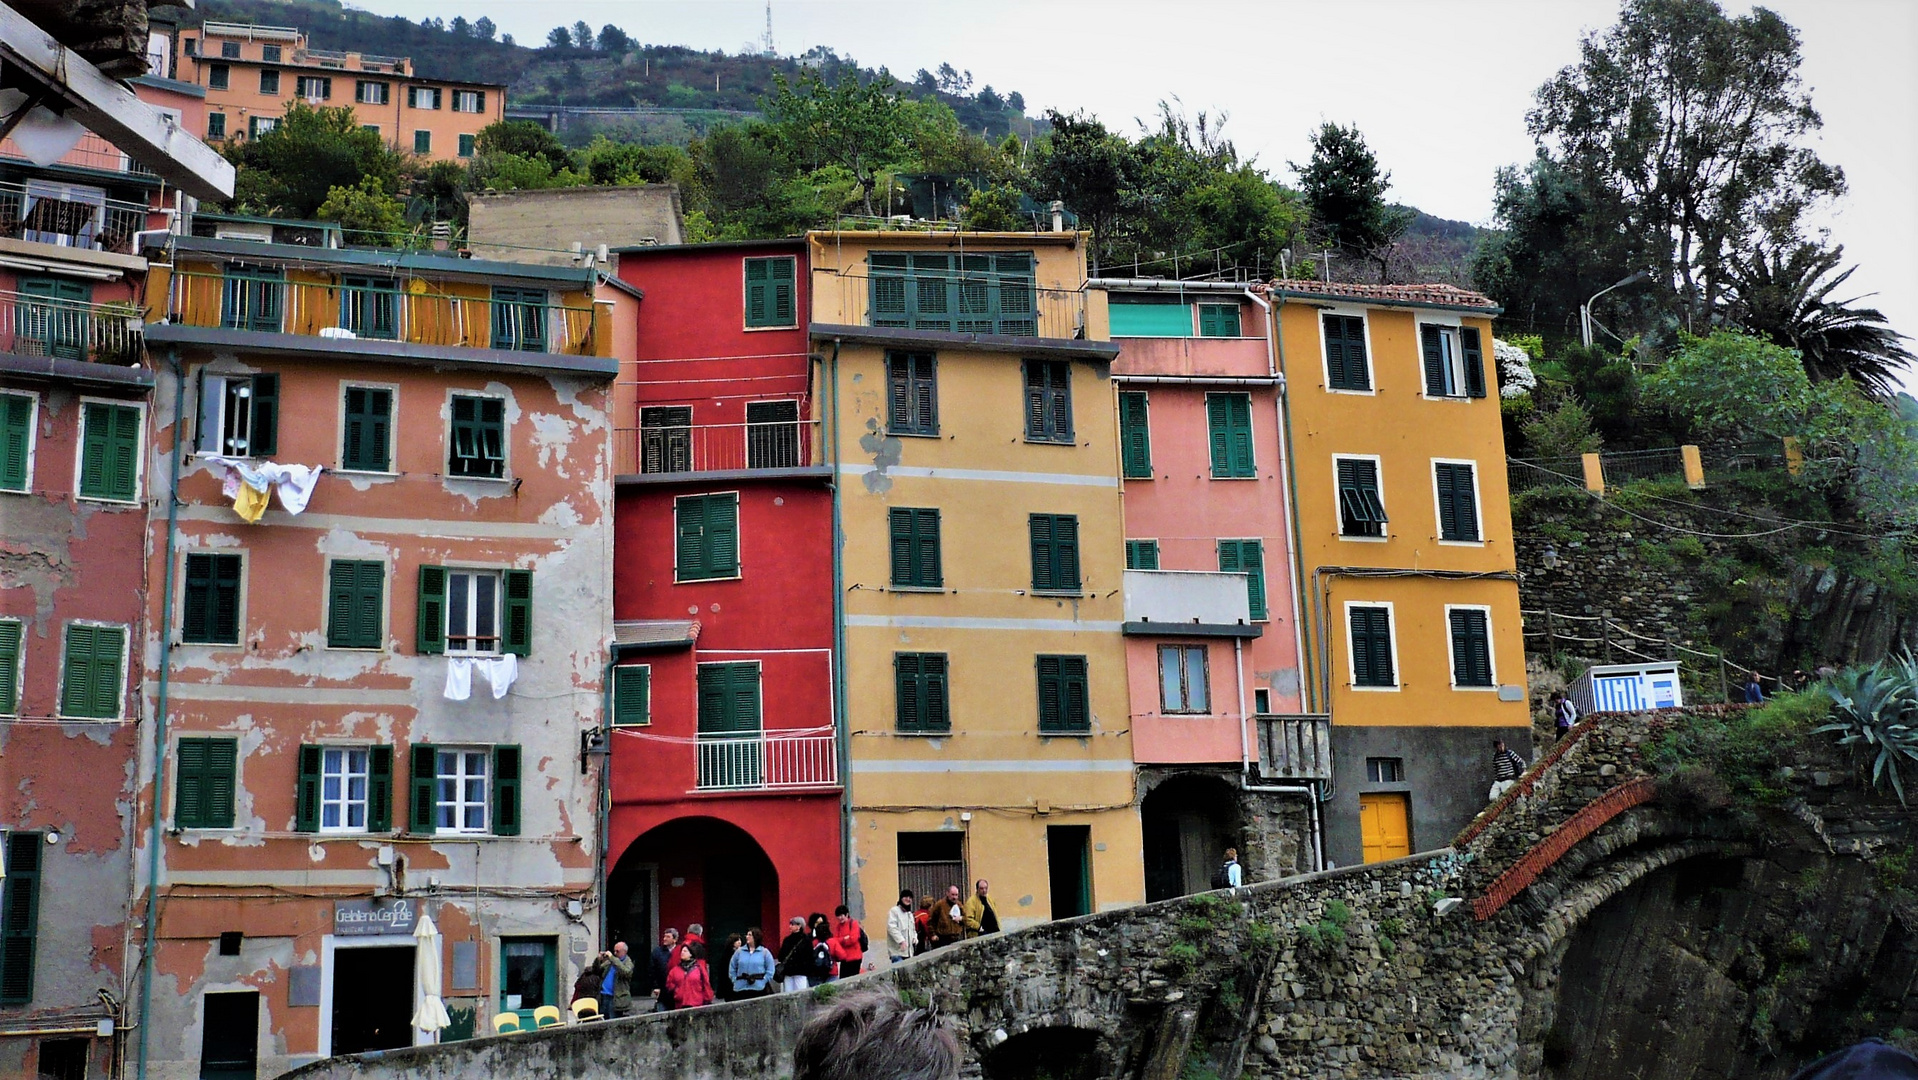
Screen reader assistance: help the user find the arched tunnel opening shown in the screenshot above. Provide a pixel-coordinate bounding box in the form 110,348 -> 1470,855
979,1027 -> 1106,1080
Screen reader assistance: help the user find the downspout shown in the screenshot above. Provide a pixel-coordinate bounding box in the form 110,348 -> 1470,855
596,655 -> 614,951
137,347 -> 185,1080
827,339 -> 852,909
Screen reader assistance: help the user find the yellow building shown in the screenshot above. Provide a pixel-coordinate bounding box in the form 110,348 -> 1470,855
807,229 -> 1142,930
1270,282 -> 1529,867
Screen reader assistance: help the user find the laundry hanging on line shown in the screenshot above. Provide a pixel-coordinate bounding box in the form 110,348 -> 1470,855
204,455 -> 324,522
443,654 -> 519,701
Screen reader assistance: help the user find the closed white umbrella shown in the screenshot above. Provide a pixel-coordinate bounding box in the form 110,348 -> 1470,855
411,914 -> 451,1042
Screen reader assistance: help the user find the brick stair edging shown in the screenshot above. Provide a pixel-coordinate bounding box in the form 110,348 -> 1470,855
1470,777 -> 1659,921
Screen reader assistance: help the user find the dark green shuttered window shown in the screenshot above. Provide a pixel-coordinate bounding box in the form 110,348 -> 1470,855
1118,391 -> 1151,478
1125,540 -> 1159,570
1029,514 -> 1081,592
1337,459 -> 1387,538
1450,610 -> 1494,687
0,833 -> 41,1004
744,257 -> 797,327
221,265 -> 283,332
341,387 -> 392,471
894,653 -> 950,733
409,744 -> 438,833
491,287 -> 547,352
697,663 -> 761,735
1421,325 -> 1487,399
294,745 -> 392,833
1435,462 -> 1481,542
612,665 -> 651,726
0,392 -> 33,491
59,623 -> 124,718
448,395 -> 505,478
175,737 -> 238,829
869,251 -> 1036,336
339,278 -> 398,340
1206,393 -> 1255,478
415,567 -> 529,655
886,352 -> 938,436
18,278 -> 90,360
1322,314 -> 1370,391
1348,606 -> 1396,688
492,746 -> 521,836
78,401 -> 140,501
675,493 -> 740,581
889,508 -> 942,589
1197,303 -> 1240,338
327,560 -> 385,649
0,619 -> 20,715
1023,360 -> 1073,443
182,553 -> 243,644
1461,327 -> 1486,398
1036,655 -> 1090,734
1217,539 -> 1267,621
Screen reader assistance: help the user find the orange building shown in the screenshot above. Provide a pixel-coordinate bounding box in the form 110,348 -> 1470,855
173,22 -> 504,162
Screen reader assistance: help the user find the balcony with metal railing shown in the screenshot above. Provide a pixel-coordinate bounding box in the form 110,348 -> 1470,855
159,268 -> 603,358
812,269 -> 1092,342
1255,714 -> 1333,781
695,729 -> 838,791
613,416 -> 824,479
0,179 -> 150,255
0,289 -> 143,365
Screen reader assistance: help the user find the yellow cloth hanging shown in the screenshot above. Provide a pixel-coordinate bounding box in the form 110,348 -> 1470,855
233,481 -> 271,523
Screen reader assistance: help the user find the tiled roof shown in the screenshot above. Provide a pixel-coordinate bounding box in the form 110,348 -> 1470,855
1266,280 -> 1500,312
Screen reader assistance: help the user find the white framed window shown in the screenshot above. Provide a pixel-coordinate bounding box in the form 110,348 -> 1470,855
1158,644 -> 1210,714
1422,324 -> 1464,397
1343,600 -> 1400,691
249,116 -> 278,139
1431,458 -> 1484,544
196,372 -> 277,457
320,747 -> 370,832
436,748 -> 489,833
446,569 -> 502,655
452,90 -> 485,113
296,75 -> 333,101
1319,308 -> 1374,394
1,389 -> 40,494
1445,604 -> 1497,689
1332,454 -> 1388,541
408,86 -> 442,110
357,80 -> 390,105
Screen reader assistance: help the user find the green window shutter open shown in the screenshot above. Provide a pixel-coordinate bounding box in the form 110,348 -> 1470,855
1450,610 -> 1493,686
1118,391 -> 1152,478
1461,327 -> 1487,398
1125,539 -> 1159,570
894,653 -> 951,733
1350,607 -> 1396,687
1024,360 -> 1073,443
886,352 -> 938,436
1336,459 -> 1387,537
502,569 -> 533,656
1218,539 -> 1267,621
342,387 -> 392,472
0,393 -> 31,491
416,566 -> 446,654
0,619 -> 20,715
492,745 -> 521,836
1323,314 -> 1371,391
889,508 -> 942,588
367,746 -> 393,832
1197,303 -> 1240,338
249,374 -> 279,457
295,745 -> 322,832
409,744 -> 438,834
1421,325 -> 1450,395
1206,393 -> 1255,478
328,560 -> 385,649
613,665 -> 651,726
1037,655 -> 1090,734
0,833 -> 42,1005
61,623 -> 124,719
176,737 -> 237,829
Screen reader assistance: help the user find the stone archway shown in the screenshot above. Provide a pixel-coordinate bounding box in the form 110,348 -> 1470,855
1141,772 -> 1244,902
978,1026 -> 1109,1080
607,817 -> 781,956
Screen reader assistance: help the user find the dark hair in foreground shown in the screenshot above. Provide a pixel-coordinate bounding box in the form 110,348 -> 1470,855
792,992 -> 960,1080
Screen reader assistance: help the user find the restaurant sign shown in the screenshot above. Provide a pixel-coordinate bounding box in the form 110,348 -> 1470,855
333,897 -> 417,937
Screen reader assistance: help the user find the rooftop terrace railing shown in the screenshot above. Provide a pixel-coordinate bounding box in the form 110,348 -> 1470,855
0,288 -> 143,365
0,180 -> 150,255
614,417 -> 820,477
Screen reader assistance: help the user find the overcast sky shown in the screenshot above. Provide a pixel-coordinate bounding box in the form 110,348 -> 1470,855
347,0 -> 1918,392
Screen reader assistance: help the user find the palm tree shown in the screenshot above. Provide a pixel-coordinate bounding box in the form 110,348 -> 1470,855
1726,243 -> 1915,400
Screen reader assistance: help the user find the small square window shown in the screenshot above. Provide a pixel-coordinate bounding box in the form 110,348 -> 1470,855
261,45 -> 282,63
259,69 -> 279,95
220,41 -> 240,59
208,64 -> 230,90
458,133 -> 476,158
206,113 -> 227,139
413,129 -> 431,154
219,930 -> 244,955
448,395 -> 505,478
1124,539 -> 1158,570
1366,757 -> 1404,783
1158,644 -> 1209,714
1253,688 -> 1271,714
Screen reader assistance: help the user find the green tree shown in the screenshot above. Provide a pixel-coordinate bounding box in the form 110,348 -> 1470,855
224,102 -> 403,219
575,137 -> 691,187
763,72 -> 913,215
316,175 -> 408,246
598,25 -> 632,53
544,26 -> 570,49
571,21 -> 594,49
474,120 -> 574,175
1726,243 -> 1915,400
1029,110 -> 1139,268
1528,0 -> 1845,324
1470,155 -> 1644,340
1292,122 -> 1410,280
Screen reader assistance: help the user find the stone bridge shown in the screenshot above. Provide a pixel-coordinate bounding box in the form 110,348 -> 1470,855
288,708 -> 1918,1080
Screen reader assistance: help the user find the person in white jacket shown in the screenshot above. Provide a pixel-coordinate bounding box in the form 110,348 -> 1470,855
886,889 -> 918,963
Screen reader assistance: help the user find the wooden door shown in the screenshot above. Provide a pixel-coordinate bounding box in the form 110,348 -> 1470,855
1359,793 -> 1411,864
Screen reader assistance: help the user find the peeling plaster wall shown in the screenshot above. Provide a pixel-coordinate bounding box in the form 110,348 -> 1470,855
0,375 -> 148,1057
133,353 -> 613,1079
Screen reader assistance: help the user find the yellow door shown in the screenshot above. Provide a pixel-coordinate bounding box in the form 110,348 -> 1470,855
1359,793 -> 1411,863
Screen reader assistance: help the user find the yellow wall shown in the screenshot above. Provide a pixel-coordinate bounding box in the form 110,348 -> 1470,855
1276,300 -> 1527,728
814,230 -> 1143,926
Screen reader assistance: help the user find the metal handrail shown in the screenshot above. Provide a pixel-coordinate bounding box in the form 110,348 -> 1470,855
0,179 -> 151,254
695,730 -> 838,791
0,288 -> 143,365
614,417 -> 820,476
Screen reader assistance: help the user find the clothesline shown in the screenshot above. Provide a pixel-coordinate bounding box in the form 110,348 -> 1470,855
610,726 -> 835,746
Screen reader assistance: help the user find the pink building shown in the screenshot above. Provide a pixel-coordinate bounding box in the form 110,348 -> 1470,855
1098,279 -> 1326,898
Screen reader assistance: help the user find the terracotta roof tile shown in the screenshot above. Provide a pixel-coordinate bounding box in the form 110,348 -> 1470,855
1265,280 -> 1499,311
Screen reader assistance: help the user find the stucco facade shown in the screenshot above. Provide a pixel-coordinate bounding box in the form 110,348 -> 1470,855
130,240 -> 621,1077
810,230 -> 1141,930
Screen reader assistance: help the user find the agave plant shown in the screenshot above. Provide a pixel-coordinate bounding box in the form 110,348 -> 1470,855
1816,655 -> 1918,805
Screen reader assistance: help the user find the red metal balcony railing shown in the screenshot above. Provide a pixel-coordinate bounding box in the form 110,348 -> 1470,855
614,418 -> 821,477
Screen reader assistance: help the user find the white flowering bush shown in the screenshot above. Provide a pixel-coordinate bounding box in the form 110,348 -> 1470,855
1494,338 -> 1538,399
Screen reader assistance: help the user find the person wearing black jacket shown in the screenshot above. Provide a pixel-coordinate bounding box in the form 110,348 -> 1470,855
776,916 -> 813,993
648,927 -> 679,1011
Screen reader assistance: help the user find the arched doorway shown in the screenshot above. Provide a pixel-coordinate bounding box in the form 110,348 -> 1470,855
607,817 -> 781,955
1142,773 -> 1242,902
979,1026 -> 1106,1080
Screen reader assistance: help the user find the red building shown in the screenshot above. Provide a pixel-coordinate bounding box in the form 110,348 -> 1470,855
607,240 -> 841,955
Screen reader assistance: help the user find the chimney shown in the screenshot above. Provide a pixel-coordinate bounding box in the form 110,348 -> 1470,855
1050,201 -> 1065,233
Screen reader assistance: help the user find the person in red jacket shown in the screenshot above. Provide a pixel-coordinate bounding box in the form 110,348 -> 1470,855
663,943 -> 715,1008
828,904 -> 865,979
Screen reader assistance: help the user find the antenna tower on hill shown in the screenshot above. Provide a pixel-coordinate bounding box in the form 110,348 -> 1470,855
762,1 -> 776,56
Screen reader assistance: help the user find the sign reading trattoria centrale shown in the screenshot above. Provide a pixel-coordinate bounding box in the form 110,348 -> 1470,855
334,897 -> 417,937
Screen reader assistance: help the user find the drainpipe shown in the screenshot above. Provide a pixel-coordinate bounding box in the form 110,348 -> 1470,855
137,347 -> 185,1080
596,656 -> 615,951
827,339 -> 853,910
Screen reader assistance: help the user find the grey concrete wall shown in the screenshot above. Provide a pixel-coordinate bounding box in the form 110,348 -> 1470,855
467,186 -> 684,264
1324,724 -> 1532,867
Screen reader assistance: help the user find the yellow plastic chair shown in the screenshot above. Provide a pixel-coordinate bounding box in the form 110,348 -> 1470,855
570,997 -> 601,1022
492,1012 -> 521,1035
533,1004 -> 563,1029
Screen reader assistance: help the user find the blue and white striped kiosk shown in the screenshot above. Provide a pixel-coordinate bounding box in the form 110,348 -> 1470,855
1570,661 -> 1684,715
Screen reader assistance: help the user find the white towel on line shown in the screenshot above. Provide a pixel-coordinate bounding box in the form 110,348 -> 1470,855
443,657 -> 472,701
443,655 -> 517,701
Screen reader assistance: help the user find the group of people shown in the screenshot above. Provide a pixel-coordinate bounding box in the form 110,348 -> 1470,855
886,879 -> 1000,961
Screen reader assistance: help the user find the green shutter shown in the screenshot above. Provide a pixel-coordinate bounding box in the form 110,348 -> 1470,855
676,496 -> 706,579
409,744 -> 438,834
1324,315 -> 1371,391
889,509 -> 942,588
249,374 -> 279,457
895,653 -> 921,730
295,745 -> 322,832
60,624 -> 96,717
342,387 -> 391,472
368,746 -> 393,832
1218,540 -> 1267,621
492,745 -> 521,836
697,663 -> 762,735
184,554 -> 242,644
79,402 -> 139,501
1119,391 -> 1152,478
1451,610 -> 1492,687
1461,327 -> 1486,398
889,508 -> 914,588
771,257 -> 796,325
327,560 -> 384,650
894,653 -> 950,733
744,257 -> 771,327
61,623 -> 123,719
1436,463 -> 1479,542
182,554 -> 212,643
1198,303 -> 1240,337
0,620 -> 19,715
1054,515 -> 1079,591
0,834 -> 42,1005
1030,515 -> 1054,590
416,566 -> 446,654
176,738 -> 236,829
502,569 -> 533,656
1435,464 -> 1460,541
613,665 -> 651,726
677,495 -> 739,581
1421,326 -> 1448,395
0,393 -> 31,491
1125,539 -> 1159,570
1207,393 -> 1254,477
1351,607 -> 1395,687
1038,655 -> 1089,734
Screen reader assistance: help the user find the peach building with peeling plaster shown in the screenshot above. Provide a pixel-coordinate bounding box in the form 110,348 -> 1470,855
131,236 -> 629,1077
